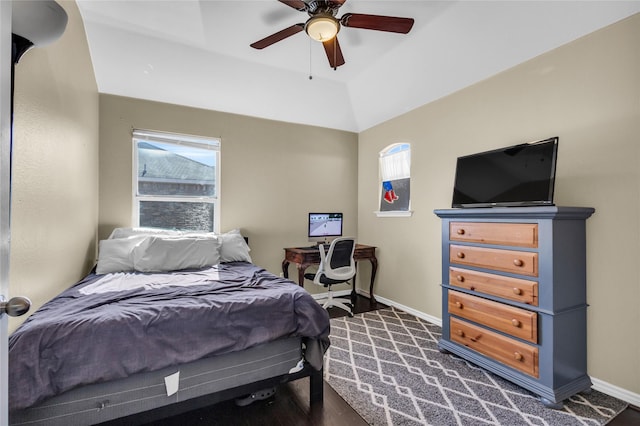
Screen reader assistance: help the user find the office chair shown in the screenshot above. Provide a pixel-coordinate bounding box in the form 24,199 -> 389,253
304,237 -> 356,317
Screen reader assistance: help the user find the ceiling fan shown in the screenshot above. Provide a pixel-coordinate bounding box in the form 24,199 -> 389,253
250,0 -> 415,69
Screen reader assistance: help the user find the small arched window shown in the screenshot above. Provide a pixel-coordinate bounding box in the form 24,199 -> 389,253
377,143 -> 412,216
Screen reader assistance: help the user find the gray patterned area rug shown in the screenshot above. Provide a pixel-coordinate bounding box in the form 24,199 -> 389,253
324,307 -> 627,426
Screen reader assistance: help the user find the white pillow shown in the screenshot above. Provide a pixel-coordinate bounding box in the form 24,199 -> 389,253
96,236 -> 147,274
132,235 -> 221,273
219,229 -> 252,263
109,227 -> 187,239
109,227 -> 217,239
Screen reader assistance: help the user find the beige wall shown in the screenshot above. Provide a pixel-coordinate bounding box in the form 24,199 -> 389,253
9,1 -> 99,332
358,14 -> 640,393
98,95 -> 358,281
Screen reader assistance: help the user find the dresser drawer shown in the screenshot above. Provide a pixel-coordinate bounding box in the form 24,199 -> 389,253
450,317 -> 539,378
448,290 -> 537,343
450,244 -> 538,277
449,267 -> 538,306
450,222 -> 538,248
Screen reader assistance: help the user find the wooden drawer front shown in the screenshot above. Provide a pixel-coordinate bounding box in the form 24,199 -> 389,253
450,245 -> 538,277
448,290 -> 537,343
450,317 -> 539,378
354,245 -> 376,261
449,267 -> 538,306
450,222 -> 538,248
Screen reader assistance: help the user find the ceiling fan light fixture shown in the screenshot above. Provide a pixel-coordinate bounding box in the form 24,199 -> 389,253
305,16 -> 339,42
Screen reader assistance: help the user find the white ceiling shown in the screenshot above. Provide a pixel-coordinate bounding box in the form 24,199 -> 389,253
76,1 -> 640,132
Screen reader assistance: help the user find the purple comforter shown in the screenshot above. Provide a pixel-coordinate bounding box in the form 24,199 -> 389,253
9,262 -> 330,411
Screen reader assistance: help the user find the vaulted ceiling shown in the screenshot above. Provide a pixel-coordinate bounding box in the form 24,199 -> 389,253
76,1 -> 640,132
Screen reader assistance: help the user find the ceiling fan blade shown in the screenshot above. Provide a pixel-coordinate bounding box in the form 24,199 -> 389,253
329,0 -> 348,7
278,0 -> 306,11
250,24 -> 304,49
341,13 -> 414,34
322,37 -> 345,69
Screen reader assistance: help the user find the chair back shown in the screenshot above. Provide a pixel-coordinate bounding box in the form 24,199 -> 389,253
318,237 -> 356,282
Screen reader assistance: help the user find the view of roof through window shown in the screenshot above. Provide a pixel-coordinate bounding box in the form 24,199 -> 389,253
143,141 -> 216,167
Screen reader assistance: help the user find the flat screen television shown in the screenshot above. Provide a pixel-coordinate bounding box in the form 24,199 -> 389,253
452,137 -> 558,208
308,212 -> 343,243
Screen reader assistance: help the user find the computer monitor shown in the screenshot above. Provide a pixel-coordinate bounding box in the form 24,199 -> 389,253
308,213 -> 343,244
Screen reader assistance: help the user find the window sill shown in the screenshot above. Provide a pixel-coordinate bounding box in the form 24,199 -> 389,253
374,210 -> 413,218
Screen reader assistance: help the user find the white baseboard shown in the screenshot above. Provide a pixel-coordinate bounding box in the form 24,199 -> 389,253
371,293 -> 442,327
355,290 -> 639,407
591,377 -> 640,407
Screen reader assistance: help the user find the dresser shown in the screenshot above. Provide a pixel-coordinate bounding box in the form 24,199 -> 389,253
434,206 -> 595,407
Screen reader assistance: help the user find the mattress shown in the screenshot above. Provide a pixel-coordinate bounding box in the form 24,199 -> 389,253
10,337 -> 303,426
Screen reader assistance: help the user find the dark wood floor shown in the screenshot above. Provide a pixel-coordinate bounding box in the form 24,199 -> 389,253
610,405 -> 640,426
144,296 -> 639,426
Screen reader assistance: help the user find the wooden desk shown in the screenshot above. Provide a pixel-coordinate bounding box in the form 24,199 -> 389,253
282,244 -> 378,303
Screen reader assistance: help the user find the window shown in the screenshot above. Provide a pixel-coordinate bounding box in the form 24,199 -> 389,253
132,129 -> 220,232
376,143 -> 412,217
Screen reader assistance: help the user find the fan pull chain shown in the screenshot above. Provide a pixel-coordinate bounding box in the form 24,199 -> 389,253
308,38 -> 313,80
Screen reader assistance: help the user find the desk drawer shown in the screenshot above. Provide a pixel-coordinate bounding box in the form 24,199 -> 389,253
354,245 -> 376,261
450,317 -> 539,378
448,290 -> 537,343
449,267 -> 538,306
450,222 -> 538,248
450,245 -> 538,277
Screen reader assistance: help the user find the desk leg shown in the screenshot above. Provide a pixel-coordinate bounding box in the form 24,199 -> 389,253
282,259 -> 307,287
296,264 -> 306,287
368,257 -> 378,304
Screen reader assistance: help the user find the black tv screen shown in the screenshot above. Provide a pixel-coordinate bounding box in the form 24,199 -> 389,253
452,137 -> 558,208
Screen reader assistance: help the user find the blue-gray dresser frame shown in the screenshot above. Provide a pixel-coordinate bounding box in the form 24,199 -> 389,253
434,206 -> 595,408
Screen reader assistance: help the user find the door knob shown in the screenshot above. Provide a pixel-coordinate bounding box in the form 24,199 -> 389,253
0,296 -> 31,317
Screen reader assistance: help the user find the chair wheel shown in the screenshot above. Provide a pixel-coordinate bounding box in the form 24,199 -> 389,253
348,312 -> 354,317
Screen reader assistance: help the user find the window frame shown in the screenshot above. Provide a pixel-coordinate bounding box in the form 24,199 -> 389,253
375,142 -> 413,217
132,129 -> 221,233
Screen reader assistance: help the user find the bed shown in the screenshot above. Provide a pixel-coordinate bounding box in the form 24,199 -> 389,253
8,229 -> 330,425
